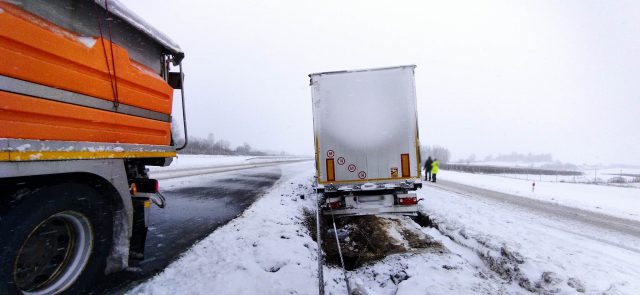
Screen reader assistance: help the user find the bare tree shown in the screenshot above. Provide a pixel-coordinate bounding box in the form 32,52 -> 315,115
421,145 -> 451,163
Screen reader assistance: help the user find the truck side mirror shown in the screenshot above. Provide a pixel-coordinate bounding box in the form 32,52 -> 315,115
168,72 -> 183,89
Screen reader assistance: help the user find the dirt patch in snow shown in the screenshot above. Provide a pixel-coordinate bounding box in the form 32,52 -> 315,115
303,210 -> 442,270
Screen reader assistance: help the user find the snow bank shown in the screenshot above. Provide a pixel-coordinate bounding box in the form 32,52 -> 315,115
128,164 -> 323,294
418,185 -> 640,294
439,170 -> 640,222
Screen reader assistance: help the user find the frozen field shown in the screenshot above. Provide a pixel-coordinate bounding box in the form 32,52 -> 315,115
439,170 -> 640,222
450,162 -> 640,186
146,154 -> 311,179
128,164 -> 640,294
147,154 -> 310,172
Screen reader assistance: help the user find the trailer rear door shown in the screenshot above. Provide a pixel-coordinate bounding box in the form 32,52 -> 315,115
310,65 -> 421,185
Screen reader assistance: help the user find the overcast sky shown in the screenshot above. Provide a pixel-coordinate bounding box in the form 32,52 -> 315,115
120,0 -> 639,165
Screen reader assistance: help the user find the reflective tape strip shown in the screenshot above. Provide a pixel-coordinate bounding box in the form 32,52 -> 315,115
0,75 -> 171,122
315,135 -> 321,180
415,128 -> 422,177
3,151 -> 176,162
326,158 -> 335,182
401,153 -> 410,177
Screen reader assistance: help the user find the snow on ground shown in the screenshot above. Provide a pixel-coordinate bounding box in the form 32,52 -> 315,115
128,163 -> 527,294
128,164 -> 639,294
439,170 -> 640,222
147,154 -> 311,173
418,183 -> 640,294
482,172 -> 639,186
455,162 -> 640,185
465,161 -> 560,168
596,167 -> 640,176
330,218 -> 525,295
492,169 -> 640,186
128,163 -> 322,295
149,155 -> 253,172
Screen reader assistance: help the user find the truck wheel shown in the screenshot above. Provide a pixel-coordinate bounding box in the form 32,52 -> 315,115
0,182 -> 113,295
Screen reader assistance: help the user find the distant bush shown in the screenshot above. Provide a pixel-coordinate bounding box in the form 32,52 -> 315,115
440,163 -> 582,176
488,152 -> 553,163
608,176 -> 627,184
631,177 -> 640,183
178,133 -> 276,156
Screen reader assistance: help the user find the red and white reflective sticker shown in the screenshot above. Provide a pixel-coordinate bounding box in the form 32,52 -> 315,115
337,157 -> 345,165
358,171 -> 367,179
326,150 -> 335,158
348,164 -> 357,172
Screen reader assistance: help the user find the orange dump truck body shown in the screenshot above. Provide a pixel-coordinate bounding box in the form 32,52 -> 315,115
0,2 -> 174,146
0,2 -> 186,291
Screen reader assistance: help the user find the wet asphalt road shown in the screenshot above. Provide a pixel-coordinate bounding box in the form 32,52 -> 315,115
96,166 -> 283,294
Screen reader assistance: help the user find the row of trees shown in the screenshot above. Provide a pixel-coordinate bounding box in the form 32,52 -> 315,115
177,133 -> 273,156
486,152 -> 553,162
421,145 -> 451,163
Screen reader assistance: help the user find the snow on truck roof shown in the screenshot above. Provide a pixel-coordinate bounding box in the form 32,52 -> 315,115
94,0 -> 184,62
8,0 -> 184,67
309,65 -> 416,77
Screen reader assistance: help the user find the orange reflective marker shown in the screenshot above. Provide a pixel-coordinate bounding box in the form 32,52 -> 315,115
326,158 -> 336,182
401,154 -> 410,177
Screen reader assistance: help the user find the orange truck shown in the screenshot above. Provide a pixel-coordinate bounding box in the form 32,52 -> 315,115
0,1 -> 187,293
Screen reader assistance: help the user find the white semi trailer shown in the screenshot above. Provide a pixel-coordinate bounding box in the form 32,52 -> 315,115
309,65 -> 422,216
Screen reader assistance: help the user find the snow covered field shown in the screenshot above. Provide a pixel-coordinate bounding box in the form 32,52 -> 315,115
146,154 -> 311,179
127,163 -> 640,294
465,161 -> 565,168
439,170 -> 640,222
455,162 -> 640,185
484,173 -> 640,187
147,154 -> 310,172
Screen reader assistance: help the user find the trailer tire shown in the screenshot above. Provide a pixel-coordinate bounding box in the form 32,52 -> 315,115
0,182 -> 113,295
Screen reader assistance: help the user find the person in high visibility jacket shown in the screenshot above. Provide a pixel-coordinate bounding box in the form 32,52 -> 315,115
431,159 -> 439,183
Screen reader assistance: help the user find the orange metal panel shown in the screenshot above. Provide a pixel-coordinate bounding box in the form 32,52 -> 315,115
0,91 -> 170,145
0,3 -> 173,115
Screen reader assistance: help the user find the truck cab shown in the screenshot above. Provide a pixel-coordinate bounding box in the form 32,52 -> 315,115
0,1 -> 186,293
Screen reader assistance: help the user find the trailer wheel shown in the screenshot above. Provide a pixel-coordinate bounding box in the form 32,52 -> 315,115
0,182 -> 113,295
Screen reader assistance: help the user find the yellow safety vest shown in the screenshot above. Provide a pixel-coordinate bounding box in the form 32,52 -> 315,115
431,161 -> 439,174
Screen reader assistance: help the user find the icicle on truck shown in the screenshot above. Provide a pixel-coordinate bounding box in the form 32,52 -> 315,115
309,65 -> 423,216
0,1 -> 187,294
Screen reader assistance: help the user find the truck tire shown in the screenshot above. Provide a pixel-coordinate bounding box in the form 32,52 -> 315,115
0,182 -> 114,295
